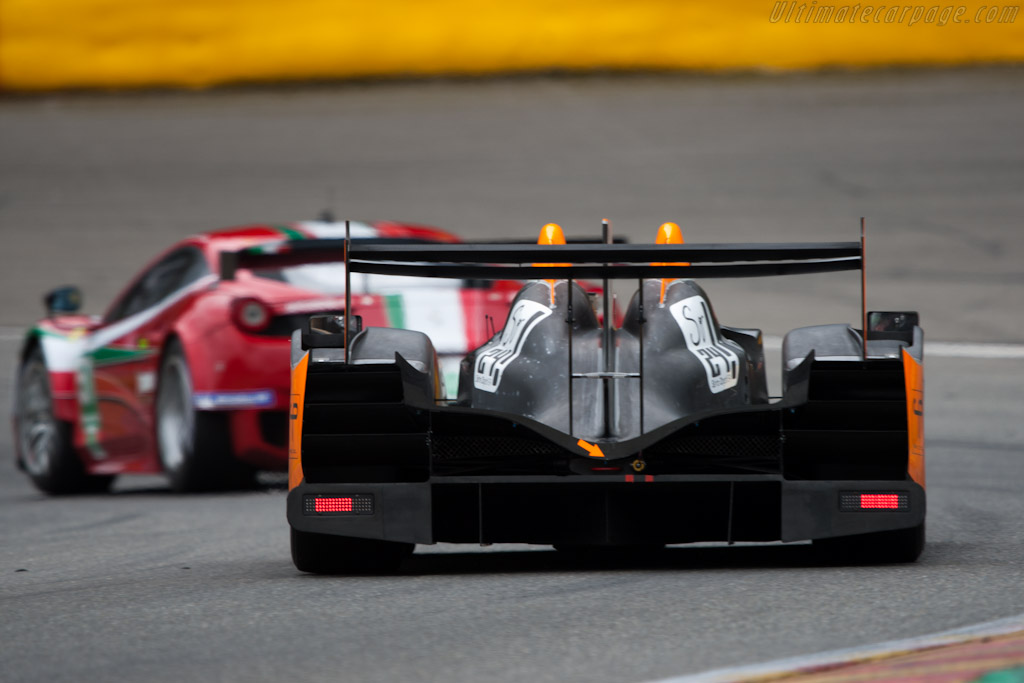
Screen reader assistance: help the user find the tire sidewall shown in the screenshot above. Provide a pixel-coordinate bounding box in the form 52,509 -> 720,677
15,346 -> 112,494
16,349 -> 61,487
156,339 -> 197,491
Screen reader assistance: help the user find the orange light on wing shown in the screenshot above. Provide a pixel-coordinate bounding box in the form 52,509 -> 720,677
534,223 -> 570,305
656,221 -> 683,247
288,353 -> 309,490
653,222 -> 689,303
538,222 -> 567,247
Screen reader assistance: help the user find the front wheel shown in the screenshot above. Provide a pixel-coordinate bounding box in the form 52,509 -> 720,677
291,529 -> 414,574
156,340 -> 254,492
15,348 -> 115,494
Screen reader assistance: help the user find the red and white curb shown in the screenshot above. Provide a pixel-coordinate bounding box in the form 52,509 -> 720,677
648,614 -> 1024,683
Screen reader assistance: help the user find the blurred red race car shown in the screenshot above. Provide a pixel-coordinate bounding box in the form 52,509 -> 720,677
13,220 -> 519,493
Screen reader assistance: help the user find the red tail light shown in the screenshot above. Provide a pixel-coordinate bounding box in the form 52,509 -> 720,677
303,494 -> 374,515
231,297 -> 271,333
860,494 -> 901,509
315,498 -> 353,513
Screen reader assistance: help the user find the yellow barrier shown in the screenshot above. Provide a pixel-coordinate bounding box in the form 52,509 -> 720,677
1,1 -> 1022,90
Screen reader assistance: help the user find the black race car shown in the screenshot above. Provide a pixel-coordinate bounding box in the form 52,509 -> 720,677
255,223 -> 925,573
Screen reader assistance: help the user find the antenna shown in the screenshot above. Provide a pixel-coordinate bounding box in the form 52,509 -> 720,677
637,277 -> 645,439
602,219 -> 614,437
345,219 -> 352,364
322,187 -> 337,223
567,274 -> 574,437
861,217 -> 867,361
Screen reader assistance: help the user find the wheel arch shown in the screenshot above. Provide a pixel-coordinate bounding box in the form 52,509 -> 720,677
160,326 -> 216,393
16,329 -> 81,425
19,329 -> 41,364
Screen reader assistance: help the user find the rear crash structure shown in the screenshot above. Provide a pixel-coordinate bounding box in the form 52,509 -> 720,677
269,227 -> 925,573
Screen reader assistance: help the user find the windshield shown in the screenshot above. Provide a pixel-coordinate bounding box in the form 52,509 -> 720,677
251,262 -> 466,294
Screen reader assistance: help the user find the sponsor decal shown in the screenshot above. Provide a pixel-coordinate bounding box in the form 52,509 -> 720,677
193,389 -> 276,410
474,299 -> 553,393
136,371 -> 156,394
75,356 -> 106,460
669,295 -> 740,394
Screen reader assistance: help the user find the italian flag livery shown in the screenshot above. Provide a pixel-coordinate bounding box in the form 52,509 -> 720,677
14,220 -> 517,493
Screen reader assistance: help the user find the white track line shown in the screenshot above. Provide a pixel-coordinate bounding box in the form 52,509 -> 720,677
2,326 -> 1023,359
649,613 -> 1024,683
927,341 -> 1024,360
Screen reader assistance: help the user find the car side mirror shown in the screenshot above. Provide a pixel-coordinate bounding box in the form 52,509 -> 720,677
44,286 -> 83,315
301,314 -> 363,349
866,310 -> 919,343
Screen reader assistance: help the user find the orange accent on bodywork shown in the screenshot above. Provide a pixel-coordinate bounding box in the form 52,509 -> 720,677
535,223 -> 570,305
653,222 -> 689,303
577,439 -> 605,458
288,352 -> 309,490
902,348 -> 925,488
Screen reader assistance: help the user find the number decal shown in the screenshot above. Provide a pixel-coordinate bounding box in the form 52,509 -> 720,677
474,300 -> 553,393
669,295 -> 740,394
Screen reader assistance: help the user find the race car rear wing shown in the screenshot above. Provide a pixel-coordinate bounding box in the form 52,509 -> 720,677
221,220 -> 869,362
221,238 -> 862,281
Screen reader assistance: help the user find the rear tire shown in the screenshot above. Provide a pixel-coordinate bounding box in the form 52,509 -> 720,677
156,339 -> 255,492
15,348 -> 115,495
291,528 -> 413,574
814,523 -> 925,564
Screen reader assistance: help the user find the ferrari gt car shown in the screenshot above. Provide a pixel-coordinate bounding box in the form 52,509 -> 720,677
13,220 -> 519,494
279,222 -> 926,572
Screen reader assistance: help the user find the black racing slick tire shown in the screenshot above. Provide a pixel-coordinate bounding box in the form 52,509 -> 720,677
15,348 -> 115,495
814,522 -> 925,564
291,529 -> 414,574
155,339 -> 255,493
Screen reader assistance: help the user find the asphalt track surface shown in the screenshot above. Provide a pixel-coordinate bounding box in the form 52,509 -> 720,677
1,68 -> 1023,682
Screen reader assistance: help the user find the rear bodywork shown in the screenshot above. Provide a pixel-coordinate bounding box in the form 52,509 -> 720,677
284,239 -> 925,550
